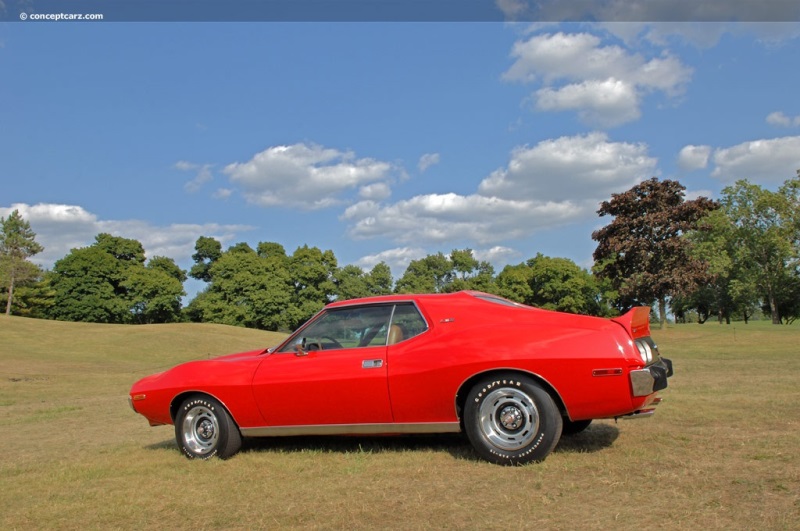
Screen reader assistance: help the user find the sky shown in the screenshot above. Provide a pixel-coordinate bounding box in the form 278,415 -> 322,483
2,2 -> 800,300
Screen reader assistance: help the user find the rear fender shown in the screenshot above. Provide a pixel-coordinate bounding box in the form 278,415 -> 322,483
611,306 -> 651,340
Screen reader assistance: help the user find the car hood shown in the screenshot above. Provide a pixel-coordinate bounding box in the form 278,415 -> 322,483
211,348 -> 269,361
131,348 -> 268,394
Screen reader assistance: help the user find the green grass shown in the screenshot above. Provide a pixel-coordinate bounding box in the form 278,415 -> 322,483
2,315 -> 799,529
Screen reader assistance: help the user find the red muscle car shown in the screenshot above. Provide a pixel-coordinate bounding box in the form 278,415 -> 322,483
129,291 -> 672,465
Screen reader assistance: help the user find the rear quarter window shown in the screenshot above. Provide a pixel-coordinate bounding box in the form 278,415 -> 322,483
390,303 -> 428,340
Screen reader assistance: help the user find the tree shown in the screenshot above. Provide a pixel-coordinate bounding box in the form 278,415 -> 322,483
49,245 -> 133,323
365,262 -> 393,295
714,178 -> 800,324
497,254 -> 610,316
124,259 -> 186,324
764,271 -> 800,324
333,262 -> 395,301
686,208 -> 759,323
287,245 -> 338,327
186,245 -> 293,330
395,250 -> 494,294
257,241 -> 288,260
186,242 -> 341,331
148,255 -> 188,284
333,264 -> 372,301
48,234 -> 186,324
189,236 -> 222,282
446,249 -> 496,293
0,210 -> 44,315
592,178 -> 718,328
495,263 -> 534,303
395,252 -> 452,294
2,269 -> 54,318
95,233 -> 146,263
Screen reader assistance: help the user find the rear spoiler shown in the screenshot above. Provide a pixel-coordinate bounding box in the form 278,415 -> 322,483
610,306 -> 652,339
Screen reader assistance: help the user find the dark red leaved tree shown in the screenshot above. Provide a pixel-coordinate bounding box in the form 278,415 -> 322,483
592,178 -> 718,328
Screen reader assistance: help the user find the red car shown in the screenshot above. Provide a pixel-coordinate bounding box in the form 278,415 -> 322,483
129,291 -> 672,465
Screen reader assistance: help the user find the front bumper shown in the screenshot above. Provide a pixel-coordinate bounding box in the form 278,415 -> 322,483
629,357 -> 673,397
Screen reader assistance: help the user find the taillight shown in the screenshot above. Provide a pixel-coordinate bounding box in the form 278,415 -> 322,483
635,338 -> 657,364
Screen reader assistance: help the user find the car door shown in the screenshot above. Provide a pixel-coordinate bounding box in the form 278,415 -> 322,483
251,305 -> 394,427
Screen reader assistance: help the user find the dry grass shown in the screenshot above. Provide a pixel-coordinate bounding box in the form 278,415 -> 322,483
1,315 -> 798,529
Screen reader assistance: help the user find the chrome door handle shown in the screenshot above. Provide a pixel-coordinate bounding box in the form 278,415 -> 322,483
362,359 -> 384,369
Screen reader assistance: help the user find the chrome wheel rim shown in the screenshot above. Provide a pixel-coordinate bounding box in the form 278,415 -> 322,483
182,405 -> 219,455
478,387 -> 539,451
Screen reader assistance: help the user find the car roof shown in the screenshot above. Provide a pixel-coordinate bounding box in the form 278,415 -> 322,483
324,290 -> 497,309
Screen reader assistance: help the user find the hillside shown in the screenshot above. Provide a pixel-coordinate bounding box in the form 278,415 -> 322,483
1,316 -> 798,529
1,315 -> 286,366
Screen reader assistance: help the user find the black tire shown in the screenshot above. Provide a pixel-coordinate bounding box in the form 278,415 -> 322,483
561,418 -> 592,436
175,395 -> 242,460
464,374 -> 562,465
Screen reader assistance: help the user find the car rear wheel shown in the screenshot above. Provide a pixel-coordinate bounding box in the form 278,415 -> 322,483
175,395 -> 242,460
464,374 -> 562,465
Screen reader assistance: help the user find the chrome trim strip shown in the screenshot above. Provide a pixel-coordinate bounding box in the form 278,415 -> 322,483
241,422 -> 461,437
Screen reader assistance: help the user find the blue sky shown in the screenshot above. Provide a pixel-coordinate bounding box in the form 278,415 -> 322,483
2,13 -> 800,299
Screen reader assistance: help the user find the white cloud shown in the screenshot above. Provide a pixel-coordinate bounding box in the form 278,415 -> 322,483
343,193 -> 584,245
535,78 -> 641,127
766,111 -> 800,128
473,246 -> 521,265
504,32 -> 610,84
496,2 -> 800,25
175,161 -> 214,193
593,22 -> 800,51
0,203 -> 253,269
223,143 -> 396,210
678,145 -> 712,171
418,153 -> 441,172
359,182 -> 392,200
343,133 -> 658,247
684,189 -> 715,202
711,136 -> 800,183
0,203 -> 99,266
478,132 -> 657,203
355,246 -> 427,278
495,0 -> 527,18
355,245 -> 522,282
503,31 -> 692,127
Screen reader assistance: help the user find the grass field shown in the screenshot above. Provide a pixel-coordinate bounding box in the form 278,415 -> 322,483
1,315 -> 798,530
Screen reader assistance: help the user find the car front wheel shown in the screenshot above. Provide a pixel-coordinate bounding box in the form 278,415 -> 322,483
175,395 -> 242,460
464,374 -> 562,465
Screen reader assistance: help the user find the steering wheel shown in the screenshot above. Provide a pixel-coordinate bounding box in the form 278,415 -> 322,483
320,336 -> 343,349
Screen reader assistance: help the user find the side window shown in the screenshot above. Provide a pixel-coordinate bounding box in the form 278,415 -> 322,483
279,305 -> 394,353
387,303 -> 428,345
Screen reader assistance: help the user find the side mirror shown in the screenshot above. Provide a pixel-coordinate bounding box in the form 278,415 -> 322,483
294,343 -> 309,357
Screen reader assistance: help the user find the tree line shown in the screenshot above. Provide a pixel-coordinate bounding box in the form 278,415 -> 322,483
2,174 -> 799,329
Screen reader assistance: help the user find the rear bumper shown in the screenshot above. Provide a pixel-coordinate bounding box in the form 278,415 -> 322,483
629,357 -> 673,397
